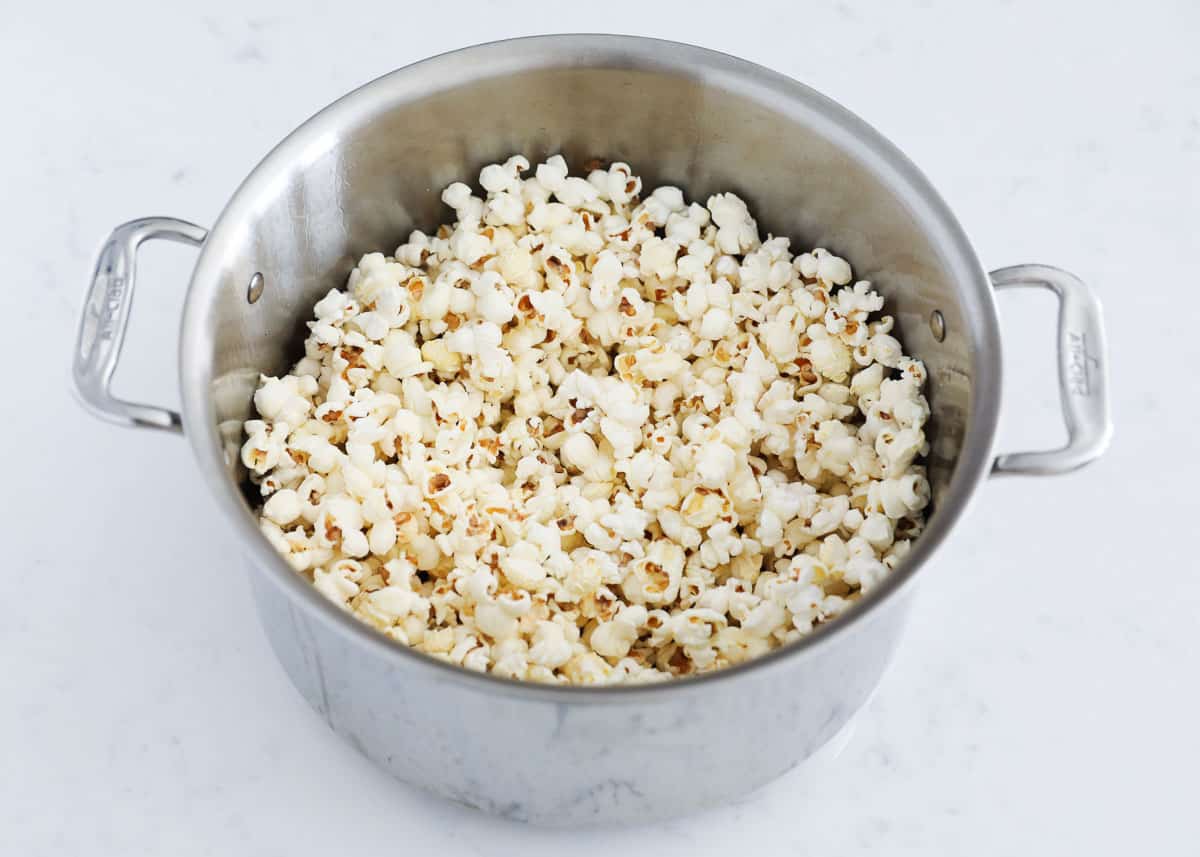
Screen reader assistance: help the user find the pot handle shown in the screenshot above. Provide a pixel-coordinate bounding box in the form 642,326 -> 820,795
72,217 -> 207,433
989,264 -> 1112,476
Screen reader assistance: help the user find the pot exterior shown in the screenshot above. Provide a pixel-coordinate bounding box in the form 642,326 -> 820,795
173,35 -> 1003,827
249,563 -> 911,824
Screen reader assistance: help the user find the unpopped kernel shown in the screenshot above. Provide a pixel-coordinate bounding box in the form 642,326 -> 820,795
243,155 -> 931,684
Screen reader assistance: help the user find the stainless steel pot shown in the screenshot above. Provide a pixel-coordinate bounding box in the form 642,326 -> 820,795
71,35 -> 1112,825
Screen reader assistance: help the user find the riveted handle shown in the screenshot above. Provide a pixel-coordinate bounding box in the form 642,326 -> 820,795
990,264 -> 1112,476
72,217 -> 207,433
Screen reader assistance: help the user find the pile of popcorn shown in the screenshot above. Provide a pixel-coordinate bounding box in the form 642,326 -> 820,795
242,155 -> 931,684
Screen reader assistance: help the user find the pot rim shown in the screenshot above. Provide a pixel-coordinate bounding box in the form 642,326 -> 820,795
180,33 -> 1001,703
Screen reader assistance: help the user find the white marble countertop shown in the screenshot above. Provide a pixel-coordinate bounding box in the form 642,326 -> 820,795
4,0 -> 1198,853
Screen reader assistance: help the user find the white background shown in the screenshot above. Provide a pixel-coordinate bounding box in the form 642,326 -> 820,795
3,1 -> 1198,854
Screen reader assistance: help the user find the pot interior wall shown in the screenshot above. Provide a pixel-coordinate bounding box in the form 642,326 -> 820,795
198,60 -> 979,511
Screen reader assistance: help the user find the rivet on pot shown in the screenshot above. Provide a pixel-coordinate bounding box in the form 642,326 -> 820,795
930,309 -> 946,342
247,272 -> 265,304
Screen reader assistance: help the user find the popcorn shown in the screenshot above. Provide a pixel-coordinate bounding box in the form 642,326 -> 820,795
638,237 -> 679,280
529,620 -> 574,669
869,332 -> 904,368
698,306 -> 733,341
808,324 -> 853,382
244,156 -> 931,685
474,601 -> 519,641
694,440 -> 736,489
499,542 -> 547,589
241,419 -> 288,474
590,604 -> 647,659
707,193 -> 760,255
535,155 -> 569,193
263,488 -> 302,526
813,248 -> 854,286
